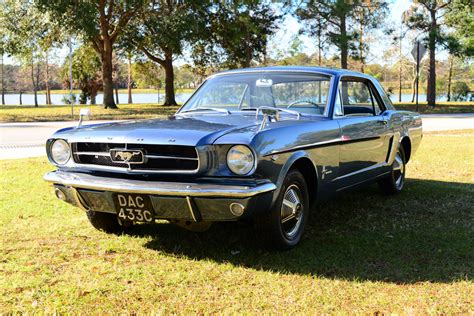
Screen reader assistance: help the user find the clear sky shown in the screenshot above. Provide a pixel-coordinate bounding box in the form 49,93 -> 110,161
6,0 -> 442,67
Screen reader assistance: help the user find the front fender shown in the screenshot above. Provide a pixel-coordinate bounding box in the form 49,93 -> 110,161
271,150 -> 318,205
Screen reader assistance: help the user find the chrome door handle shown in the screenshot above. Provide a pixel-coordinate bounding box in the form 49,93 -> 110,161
378,119 -> 388,126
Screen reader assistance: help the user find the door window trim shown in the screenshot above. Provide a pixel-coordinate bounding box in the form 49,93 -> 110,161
332,75 -> 388,119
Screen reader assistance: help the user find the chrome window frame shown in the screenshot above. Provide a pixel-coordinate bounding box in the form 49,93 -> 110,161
177,70 -> 336,118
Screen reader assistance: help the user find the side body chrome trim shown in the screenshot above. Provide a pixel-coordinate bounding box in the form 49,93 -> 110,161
264,137 -> 342,156
44,171 -> 276,198
334,162 -> 387,181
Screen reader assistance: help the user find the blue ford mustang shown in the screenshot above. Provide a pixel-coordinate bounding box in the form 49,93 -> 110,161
44,66 -> 423,249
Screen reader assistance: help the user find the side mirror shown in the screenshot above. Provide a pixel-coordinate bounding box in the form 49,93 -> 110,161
77,108 -> 91,128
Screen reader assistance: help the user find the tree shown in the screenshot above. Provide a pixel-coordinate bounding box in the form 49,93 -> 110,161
352,1 -> 389,73
37,0 -> 146,109
445,0 -> 474,57
0,40 -> 5,105
451,81 -> 470,101
40,26 -> 63,105
63,44 -> 102,105
1,0 -> 53,107
210,1 -> 278,68
404,1 -> 453,107
444,0 -> 474,101
296,0 -> 387,69
296,7 -> 328,66
132,60 -> 164,90
116,37 -> 137,104
127,1 -> 205,106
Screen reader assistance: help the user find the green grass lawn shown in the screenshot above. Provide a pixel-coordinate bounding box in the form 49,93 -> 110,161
394,102 -> 474,114
1,102 -> 473,123
0,131 -> 473,313
0,104 -> 179,122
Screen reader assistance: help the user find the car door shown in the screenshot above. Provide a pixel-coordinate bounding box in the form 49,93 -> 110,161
335,76 -> 392,189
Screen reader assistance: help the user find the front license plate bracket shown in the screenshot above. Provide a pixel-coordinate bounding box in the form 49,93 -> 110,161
113,193 -> 154,223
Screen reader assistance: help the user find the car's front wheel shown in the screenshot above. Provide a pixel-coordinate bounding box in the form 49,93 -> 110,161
378,145 -> 406,194
256,169 -> 309,249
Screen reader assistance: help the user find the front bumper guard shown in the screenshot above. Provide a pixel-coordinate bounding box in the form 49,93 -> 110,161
44,171 -> 277,198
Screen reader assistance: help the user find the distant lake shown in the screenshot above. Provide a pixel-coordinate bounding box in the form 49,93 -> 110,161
2,91 -> 447,105
2,92 -> 193,106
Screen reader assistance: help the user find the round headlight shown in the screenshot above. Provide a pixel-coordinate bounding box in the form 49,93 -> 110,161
50,139 -> 71,165
227,145 -> 255,175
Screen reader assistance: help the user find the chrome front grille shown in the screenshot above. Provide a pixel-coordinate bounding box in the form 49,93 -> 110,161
71,143 -> 199,173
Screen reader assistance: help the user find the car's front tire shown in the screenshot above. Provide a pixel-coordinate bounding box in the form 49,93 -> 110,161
378,145 -> 406,194
255,169 -> 309,250
86,210 -> 124,234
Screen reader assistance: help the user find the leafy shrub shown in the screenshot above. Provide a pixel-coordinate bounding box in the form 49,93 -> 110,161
452,82 -> 470,101
61,93 -> 77,105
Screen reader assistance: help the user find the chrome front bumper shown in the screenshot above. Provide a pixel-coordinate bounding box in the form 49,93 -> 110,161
44,171 -> 276,198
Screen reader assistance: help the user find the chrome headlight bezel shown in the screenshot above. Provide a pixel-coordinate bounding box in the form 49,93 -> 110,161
226,145 -> 256,176
49,139 -> 71,165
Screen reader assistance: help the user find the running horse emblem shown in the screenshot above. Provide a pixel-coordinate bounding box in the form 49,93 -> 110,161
112,150 -> 142,163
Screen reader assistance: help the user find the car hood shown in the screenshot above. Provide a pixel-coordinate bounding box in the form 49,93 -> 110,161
53,114 -> 261,146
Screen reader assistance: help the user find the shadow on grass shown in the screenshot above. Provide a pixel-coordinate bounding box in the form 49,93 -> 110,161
128,178 -> 473,284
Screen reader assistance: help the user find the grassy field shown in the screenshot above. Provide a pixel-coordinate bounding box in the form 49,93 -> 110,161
393,102 -> 474,114
0,102 -> 473,123
0,104 -> 179,122
0,131 -> 473,313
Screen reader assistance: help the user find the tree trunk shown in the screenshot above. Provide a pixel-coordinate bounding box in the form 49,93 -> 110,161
359,17 -> 365,73
446,55 -> 453,102
411,67 -> 416,103
1,52 -> 4,105
163,52 -> 177,106
91,92 -> 97,105
45,52 -> 52,105
398,27 -> 402,102
426,10 -> 437,107
317,20 -> 322,66
115,87 -> 119,105
127,55 -> 133,104
340,16 -> 348,69
19,91 -> 22,105
101,39 -> 117,109
31,57 -> 38,107
398,60 -> 403,102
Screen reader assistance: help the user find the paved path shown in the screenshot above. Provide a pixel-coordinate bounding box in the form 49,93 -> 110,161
0,114 -> 473,160
0,121 -> 114,160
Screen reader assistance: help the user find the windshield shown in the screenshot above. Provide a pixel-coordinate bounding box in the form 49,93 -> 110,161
180,72 -> 332,116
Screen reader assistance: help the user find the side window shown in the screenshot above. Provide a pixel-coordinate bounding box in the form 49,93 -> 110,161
369,85 -> 384,115
340,80 -> 375,116
373,80 -> 394,110
334,85 -> 343,116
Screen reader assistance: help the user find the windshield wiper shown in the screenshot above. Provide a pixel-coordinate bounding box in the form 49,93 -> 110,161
179,107 -> 230,115
243,106 -> 301,120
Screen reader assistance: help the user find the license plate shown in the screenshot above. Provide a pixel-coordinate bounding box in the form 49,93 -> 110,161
113,193 -> 154,223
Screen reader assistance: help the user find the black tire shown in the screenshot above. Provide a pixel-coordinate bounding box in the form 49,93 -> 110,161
378,145 -> 406,195
255,169 -> 309,250
86,210 -> 124,234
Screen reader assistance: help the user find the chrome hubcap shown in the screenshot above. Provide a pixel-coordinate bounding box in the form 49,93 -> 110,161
280,185 -> 303,239
393,151 -> 405,188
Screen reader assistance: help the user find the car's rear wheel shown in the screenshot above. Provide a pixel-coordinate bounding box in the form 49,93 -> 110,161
378,145 -> 406,194
86,210 -> 125,234
255,169 -> 309,249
